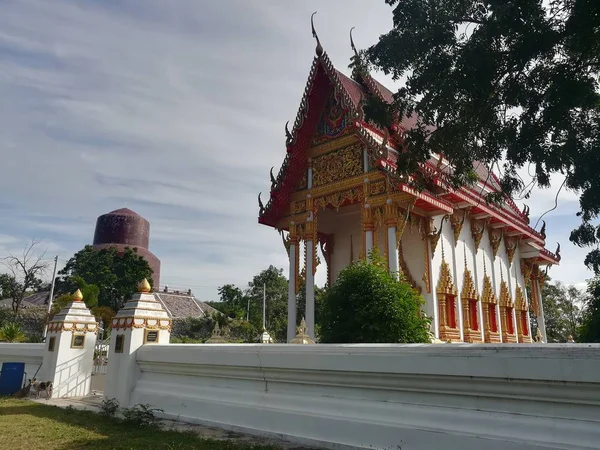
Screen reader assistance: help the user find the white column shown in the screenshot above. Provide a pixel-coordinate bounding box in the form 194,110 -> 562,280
387,225 -> 398,277
535,279 -> 547,342
287,241 -> 297,343
42,290 -> 98,398
305,239 -> 315,338
363,149 -> 369,173
105,280 -> 171,407
307,166 -> 313,188
365,229 -> 374,257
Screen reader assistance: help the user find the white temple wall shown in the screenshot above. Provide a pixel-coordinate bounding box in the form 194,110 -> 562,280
493,238 -> 510,293
127,343 -> 600,450
400,225 -> 434,324
328,213 -> 361,283
474,230 -> 494,295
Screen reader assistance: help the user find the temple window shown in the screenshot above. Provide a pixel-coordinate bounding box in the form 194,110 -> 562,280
506,307 -> 515,335
469,299 -> 479,331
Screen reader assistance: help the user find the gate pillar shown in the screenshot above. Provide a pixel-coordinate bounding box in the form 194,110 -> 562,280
104,279 -> 170,407
42,289 -> 98,398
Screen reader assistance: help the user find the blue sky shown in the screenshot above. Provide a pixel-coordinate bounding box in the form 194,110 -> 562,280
0,0 -> 593,300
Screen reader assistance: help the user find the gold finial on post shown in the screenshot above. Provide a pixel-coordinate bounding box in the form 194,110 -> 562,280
290,318 -> 315,344
137,278 -> 151,293
72,289 -> 83,302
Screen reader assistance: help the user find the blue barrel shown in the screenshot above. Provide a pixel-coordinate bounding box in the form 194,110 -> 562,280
0,362 -> 25,395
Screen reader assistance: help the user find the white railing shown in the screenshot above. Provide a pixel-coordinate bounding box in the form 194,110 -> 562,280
130,343 -> 600,450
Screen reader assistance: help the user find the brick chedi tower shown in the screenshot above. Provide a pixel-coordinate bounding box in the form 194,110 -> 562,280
92,208 -> 161,288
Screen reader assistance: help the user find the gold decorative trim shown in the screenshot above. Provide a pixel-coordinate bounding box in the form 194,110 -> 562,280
47,321 -> 98,333
481,274 -> 501,343
312,143 -> 363,188
471,220 -> 485,251
437,259 -> 460,341
461,268 -> 481,342
422,235 -> 432,293
506,237 -> 518,265
70,333 -> 85,349
449,211 -> 466,245
111,317 -> 172,331
309,134 -> 358,158
489,228 -> 502,259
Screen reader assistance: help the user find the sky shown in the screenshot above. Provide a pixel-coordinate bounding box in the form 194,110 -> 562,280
0,0 -> 593,301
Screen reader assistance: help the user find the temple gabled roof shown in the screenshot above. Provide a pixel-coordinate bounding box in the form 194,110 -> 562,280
258,29 -> 559,266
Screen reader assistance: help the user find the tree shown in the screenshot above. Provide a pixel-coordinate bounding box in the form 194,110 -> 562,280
244,265 -> 289,342
360,0 -> 600,270
320,251 -> 431,343
532,279 -> 583,342
207,284 -> 247,320
1,239 -> 49,313
56,245 -> 153,311
578,275 -> 600,342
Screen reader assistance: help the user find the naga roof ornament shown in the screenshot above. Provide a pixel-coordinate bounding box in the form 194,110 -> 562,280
311,12 -> 323,56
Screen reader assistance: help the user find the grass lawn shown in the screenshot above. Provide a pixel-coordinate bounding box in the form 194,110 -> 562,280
0,398 -> 279,450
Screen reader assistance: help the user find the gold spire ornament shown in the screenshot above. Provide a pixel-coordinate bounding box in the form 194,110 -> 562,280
137,278 -> 151,293
290,318 -> 315,344
72,289 -> 84,302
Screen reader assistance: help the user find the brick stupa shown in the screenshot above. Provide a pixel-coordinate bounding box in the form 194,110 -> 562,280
92,208 -> 161,287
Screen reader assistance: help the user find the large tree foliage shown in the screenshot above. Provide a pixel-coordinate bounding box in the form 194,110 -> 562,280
578,275 -> 600,342
320,252 -> 431,343
1,240 -> 49,313
56,245 -> 153,311
360,0 -> 600,270
530,279 -> 583,342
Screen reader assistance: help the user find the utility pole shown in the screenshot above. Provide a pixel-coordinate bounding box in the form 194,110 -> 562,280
43,255 -> 59,340
262,283 -> 266,330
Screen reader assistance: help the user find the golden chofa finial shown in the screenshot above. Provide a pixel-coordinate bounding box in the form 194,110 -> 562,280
72,289 -> 83,302
137,278 -> 151,293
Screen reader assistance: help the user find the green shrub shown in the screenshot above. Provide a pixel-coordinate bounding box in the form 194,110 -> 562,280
101,397 -> 119,417
122,403 -> 163,427
0,322 -> 26,342
320,250 -> 431,343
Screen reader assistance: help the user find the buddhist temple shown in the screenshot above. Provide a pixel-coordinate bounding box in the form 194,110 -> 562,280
258,15 -> 560,343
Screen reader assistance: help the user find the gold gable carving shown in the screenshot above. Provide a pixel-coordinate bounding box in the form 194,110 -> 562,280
481,275 -> 497,304
499,279 -> 512,307
515,286 -> 526,310
312,143 -> 362,187
461,268 -> 478,301
437,260 -> 458,296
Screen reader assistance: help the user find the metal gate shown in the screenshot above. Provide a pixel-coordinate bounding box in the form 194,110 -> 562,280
91,324 -> 109,393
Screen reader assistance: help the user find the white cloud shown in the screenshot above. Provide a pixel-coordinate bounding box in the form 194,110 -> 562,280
0,0 -> 594,300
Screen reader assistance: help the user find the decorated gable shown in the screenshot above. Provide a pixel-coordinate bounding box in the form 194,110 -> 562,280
312,89 -> 350,145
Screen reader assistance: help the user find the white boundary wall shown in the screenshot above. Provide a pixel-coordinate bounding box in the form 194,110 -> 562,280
0,343 -> 44,381
131,343 -> 600,450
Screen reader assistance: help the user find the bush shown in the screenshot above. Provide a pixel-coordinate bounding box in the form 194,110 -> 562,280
319,250 -> 431,343
122,403 -> 163,427
0,322 -> 26,342
101,398 -> 119,417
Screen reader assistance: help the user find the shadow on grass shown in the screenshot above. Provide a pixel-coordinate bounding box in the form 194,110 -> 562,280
0,399 -> 279,450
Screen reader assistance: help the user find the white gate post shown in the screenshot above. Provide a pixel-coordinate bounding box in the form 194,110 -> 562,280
41,289 -> 98,398
104,279 -> 171,407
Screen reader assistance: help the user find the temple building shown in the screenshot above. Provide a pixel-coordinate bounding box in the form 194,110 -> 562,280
258,19 -> 560,343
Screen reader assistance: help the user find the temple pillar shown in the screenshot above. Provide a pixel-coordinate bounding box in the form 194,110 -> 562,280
534,278 -> 547,342
305,239 -> 315,338
362,200 -> 374,259
287,223 -> 298,343
385,199 -> 399,278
